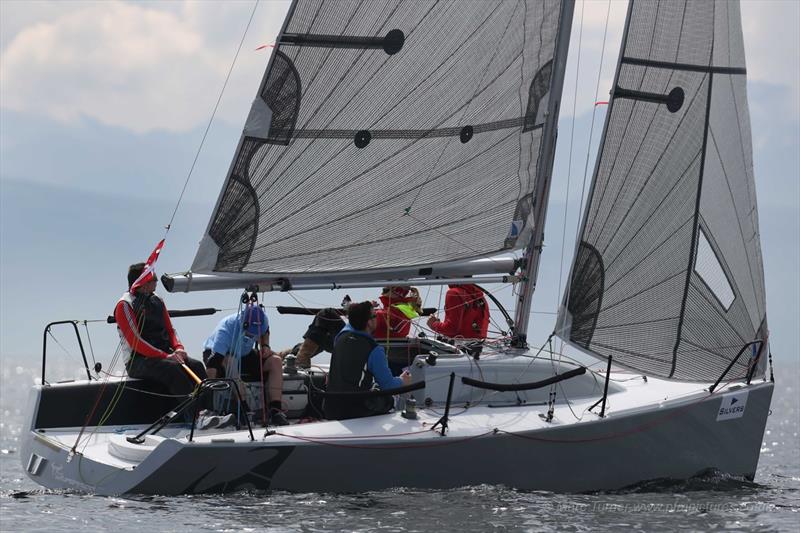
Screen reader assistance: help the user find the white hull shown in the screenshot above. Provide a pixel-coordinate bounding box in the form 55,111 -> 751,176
21,354 -> 773,495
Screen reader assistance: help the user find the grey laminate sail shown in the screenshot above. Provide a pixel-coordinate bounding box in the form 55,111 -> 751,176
557,0 -> 768,382
193,0 -> 568,277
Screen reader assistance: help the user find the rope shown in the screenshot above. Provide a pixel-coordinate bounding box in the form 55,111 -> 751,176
555,0 -> 586,306
163,0 -> 260,236
272,429 -> 495,450
82,321 -> 98,368
122,385 -> 192,399
494,380 -> 733,444
46,331 -> 83,367
559,0 -> 613,353
74,296 -> 164,455
405,213 -> 517,270
256,304 -> 269,426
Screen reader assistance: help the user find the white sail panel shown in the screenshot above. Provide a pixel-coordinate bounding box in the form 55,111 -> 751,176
558,0 -> 768,382
196,0 -> 566,275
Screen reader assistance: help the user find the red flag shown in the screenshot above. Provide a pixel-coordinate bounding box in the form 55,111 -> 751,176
129,239 -> 165,293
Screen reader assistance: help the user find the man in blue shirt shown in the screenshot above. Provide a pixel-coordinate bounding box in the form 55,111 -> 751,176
203,305 -> 288,426
324,301 -> 411,420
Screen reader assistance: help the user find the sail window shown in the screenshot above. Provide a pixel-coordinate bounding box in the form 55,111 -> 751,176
694,228 -> 735,310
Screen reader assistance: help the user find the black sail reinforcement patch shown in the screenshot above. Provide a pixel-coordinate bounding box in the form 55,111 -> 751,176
261,50 -> 301,145
567,242 -> 604,348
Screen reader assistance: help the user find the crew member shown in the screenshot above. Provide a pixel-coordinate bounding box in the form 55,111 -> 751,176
427,284 -> 490,340
293,307 -> 347,368
373,286 -> 422,339
203,305 -> 288,426
324,301 -> 411,420
115,264 -> 209,400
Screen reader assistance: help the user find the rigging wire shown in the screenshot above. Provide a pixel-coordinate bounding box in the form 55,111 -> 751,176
574,0 -> 613,257
82,321 -> 98,368
46,330 -> 84,369
558,0 -> 613,356
554,0 -> 586,307
405,212 -> 520,271
163,0 -> 261,236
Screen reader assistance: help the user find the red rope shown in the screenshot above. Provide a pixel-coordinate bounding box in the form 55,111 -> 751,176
271,428 -> 494,450
496,384 -> 747,444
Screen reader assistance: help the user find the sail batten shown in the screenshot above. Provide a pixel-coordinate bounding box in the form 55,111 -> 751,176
557,0 -> 768,382
194,0 -> 567,277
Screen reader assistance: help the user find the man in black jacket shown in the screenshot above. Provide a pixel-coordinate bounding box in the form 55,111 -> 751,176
323,302 -> 410,420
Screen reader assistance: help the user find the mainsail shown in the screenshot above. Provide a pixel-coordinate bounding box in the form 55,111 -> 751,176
192,0 -> 569,279
557,0 -> 768,382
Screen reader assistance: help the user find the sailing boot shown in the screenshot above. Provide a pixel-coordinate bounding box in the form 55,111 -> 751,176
296,338 -> 320,369
267,408 -> 289,426
267,401 -> 289,426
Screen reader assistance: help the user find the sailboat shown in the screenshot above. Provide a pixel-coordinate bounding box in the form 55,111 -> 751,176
21,0 -> 774,495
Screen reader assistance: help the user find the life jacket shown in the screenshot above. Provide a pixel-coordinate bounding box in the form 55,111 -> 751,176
327,330 -> 376,393
373,293 -> 419,338
117,291 -> 172,358
324,329 -> 379,420
452,284 -> 490,339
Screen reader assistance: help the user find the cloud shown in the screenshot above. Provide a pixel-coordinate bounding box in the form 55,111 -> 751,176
0,0 -> 289,133
560,0 -> 627,119
560,0 -> 799,119
1,0 -> 796,133
741,0 -> 800,117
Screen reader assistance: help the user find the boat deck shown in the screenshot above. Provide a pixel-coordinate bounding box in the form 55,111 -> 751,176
35,370 -> 731,469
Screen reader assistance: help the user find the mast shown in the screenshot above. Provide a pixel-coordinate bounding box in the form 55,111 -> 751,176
512,0 -> 576,347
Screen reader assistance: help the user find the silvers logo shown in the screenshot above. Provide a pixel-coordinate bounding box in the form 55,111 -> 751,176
716,390 -> 749,421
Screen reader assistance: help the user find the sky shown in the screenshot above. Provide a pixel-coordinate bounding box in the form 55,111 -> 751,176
0,0 -> 798,381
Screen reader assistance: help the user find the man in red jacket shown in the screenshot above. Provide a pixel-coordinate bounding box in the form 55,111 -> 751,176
427,284 -> 489,340
115,263 -> 207,397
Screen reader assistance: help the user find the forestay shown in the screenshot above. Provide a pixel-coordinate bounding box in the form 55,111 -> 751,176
193,0 -> 565,276
557,0 -> 768,382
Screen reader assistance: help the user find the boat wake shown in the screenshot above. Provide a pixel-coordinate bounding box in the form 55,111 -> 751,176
605,469 -> 764,494
3,488 -> 63,499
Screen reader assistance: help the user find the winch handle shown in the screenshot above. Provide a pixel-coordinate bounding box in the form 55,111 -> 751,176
180,363 -> 203,385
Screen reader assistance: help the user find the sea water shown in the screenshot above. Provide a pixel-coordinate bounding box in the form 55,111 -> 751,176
1,356 -> 797,532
